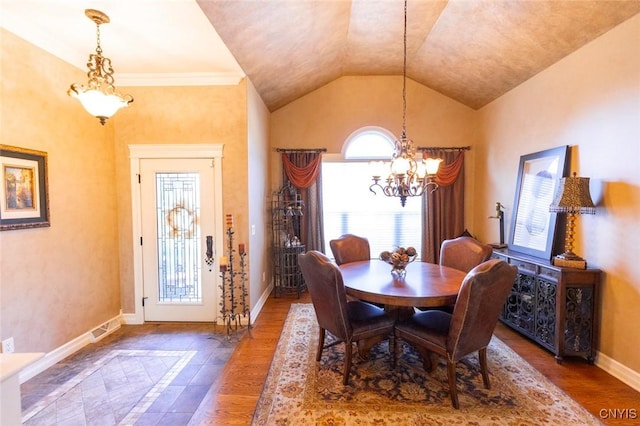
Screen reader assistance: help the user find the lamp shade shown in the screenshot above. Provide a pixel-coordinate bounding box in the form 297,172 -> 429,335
69,86 -> 132,120
424,157 -> 443,176
549,173 -> 595,214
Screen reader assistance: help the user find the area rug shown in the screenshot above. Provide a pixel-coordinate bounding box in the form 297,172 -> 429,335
252,303 -> 602,425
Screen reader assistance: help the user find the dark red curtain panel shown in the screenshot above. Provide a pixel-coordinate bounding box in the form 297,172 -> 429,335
280,151 -> 325,252
282,153 -> 322,189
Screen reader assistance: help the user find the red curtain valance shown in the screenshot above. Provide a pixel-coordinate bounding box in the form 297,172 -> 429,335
434,152 -> 464,187
282,153 -> 322,189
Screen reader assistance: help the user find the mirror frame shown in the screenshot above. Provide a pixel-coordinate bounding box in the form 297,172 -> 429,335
508,145 -> 570,260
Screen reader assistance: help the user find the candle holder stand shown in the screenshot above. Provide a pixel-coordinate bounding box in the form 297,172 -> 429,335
218,224 -> 251,338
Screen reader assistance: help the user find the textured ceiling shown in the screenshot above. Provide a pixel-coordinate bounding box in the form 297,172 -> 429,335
198,0 -> 640,111
2,1 -> 639,113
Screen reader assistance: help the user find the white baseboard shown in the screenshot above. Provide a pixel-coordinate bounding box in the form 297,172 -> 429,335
18,313 -> 123,384
595,350 -> 640,392
121,284 -> 276,327
250,283 -> 274,322
122,312 -> 143,325
212,283 -> 274,328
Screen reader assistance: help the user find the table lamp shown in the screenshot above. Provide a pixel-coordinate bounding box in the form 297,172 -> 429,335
549,173 -> 595,269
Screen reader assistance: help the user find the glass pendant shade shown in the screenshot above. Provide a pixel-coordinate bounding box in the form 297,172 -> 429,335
390,155 -> 413,176
69,84 -> 132,124
68,9 -> 133,125
424,157 -> 443,176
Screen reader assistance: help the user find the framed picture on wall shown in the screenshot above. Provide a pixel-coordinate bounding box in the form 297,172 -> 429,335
0,145 -> 50,231
508,145 -> 569,260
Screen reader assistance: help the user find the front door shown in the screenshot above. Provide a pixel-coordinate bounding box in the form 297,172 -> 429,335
140,158 -> 218,321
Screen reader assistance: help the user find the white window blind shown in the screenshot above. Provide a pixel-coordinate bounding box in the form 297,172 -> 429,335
322,129 -> 422,260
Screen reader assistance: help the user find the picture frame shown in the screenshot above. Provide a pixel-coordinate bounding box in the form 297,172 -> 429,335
1,145 -> 50,231
508,145 -> 569,260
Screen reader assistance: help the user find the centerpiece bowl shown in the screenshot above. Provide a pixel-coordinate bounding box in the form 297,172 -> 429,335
379,246 -> 417,278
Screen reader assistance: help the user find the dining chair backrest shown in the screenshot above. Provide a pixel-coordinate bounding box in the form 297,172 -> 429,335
298,250 -> 352,341
439,236 -> 493,273
447,259 -> 518,360
329,234 -> 371,265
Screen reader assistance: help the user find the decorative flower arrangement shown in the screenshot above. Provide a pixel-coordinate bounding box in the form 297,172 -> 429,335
379,246 -> 417,277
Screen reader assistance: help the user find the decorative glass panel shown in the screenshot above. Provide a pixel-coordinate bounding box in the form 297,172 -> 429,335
155,173 -> 202,303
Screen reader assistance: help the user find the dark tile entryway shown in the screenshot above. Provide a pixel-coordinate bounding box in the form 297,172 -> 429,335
20,323 -> 243,425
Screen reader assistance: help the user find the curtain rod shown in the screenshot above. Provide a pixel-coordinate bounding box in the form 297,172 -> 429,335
276,148 -> 327,153
417,146 -> 471,152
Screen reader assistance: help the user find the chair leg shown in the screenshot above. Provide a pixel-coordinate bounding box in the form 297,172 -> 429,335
316,327 -> 326,361
415,346 -> 434,372
394,337 -> 401,370
343,341 -> 353,385
479,347 -> 490,389
389,334 -> 396,369
447,360 -> 460,409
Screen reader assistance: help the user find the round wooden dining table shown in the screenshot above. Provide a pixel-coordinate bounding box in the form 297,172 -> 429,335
338,259 -> 467,309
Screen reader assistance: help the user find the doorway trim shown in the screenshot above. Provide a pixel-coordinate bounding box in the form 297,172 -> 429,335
127,144 -> 224,324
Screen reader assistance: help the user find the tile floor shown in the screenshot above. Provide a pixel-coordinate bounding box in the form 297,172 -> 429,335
20,323 -> 243,425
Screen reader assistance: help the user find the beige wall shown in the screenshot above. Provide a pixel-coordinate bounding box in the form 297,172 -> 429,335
270,75 -> 479,221
113,82 -> 249,313
247,80 -> 272,306
1,29 -> 121,352
475,14 -> 640,373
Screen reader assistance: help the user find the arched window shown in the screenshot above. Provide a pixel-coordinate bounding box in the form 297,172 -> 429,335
343,128 -> 394,160
322,127 -> 422,259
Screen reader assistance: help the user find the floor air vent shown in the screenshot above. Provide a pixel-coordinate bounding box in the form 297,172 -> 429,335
90,318 -> 121,343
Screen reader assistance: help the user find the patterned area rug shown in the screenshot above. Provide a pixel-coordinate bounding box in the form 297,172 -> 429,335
252,304 -> 602,425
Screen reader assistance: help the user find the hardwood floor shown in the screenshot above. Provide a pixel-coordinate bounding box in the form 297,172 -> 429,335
191,291 -> 639,425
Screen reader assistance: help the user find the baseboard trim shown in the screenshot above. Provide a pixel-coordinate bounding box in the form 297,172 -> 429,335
212,283 -> 274,328
250,283 -> 274,322
122,312 -> 143,325
121,284 -> 275,327
595,350 -> 640,392
18,313 -> 123,383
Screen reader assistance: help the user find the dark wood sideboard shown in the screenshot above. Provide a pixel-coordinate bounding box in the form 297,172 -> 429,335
491,249 -> 601,364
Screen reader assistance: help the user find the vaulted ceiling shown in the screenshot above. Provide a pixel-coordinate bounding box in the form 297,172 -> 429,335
3,1 -> 640,112
199,0 -> 640,111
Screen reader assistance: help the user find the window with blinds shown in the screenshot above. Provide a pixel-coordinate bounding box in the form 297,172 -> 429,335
322,128 -> 422,260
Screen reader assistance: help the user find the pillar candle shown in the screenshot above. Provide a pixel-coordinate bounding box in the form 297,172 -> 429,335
239,243 -> 245,254
219,256 -> 228,266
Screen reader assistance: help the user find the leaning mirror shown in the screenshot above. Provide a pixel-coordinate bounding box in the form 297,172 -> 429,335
508,146 -> 570,260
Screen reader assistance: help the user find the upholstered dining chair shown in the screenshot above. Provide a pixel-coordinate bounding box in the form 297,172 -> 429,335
416,236 -> 494,313
439,236 -> 493,273
394,259 -> 517,409
298,250 -> 395,385
329,234 -> 371,265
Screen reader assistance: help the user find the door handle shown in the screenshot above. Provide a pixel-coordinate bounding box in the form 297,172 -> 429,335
205,236 -> 214,270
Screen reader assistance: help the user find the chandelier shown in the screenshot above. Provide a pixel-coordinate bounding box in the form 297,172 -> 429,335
369,0 -> 442,207
68,9 -> 133,125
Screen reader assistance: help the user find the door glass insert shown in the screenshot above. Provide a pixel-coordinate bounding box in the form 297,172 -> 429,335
155,172 -> 202,303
